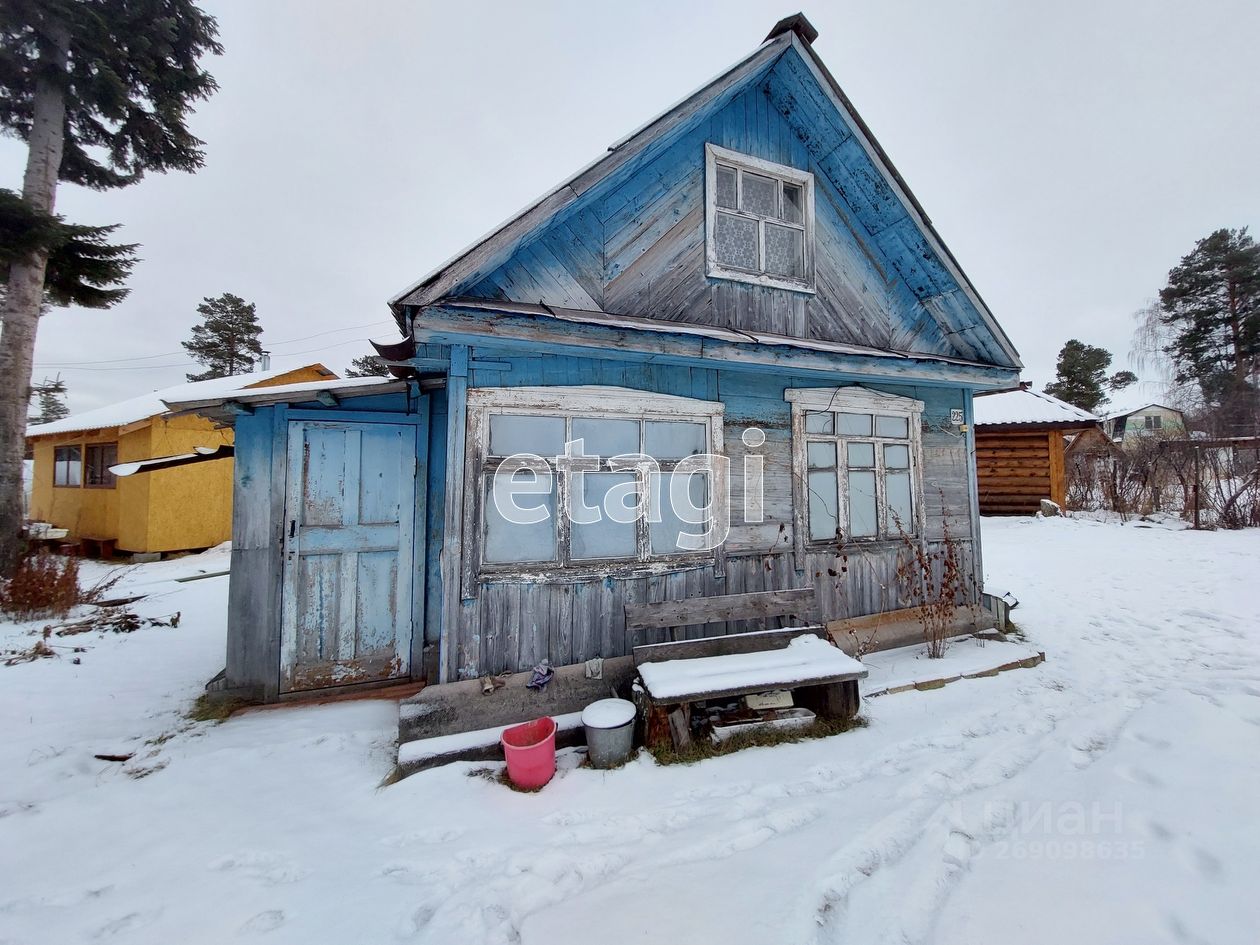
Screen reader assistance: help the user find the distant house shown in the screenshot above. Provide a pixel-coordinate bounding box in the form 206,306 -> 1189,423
177,16 -> 1024,703
973,387 -> 1100,514
26,364 -> 335,555
1101,403 -> 1186,445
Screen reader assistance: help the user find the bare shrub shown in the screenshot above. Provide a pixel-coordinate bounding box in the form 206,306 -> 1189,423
0,552 -> 125,620
894,501 -> 975,659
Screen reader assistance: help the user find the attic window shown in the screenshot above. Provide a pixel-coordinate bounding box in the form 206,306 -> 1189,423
705,143 -> 814,293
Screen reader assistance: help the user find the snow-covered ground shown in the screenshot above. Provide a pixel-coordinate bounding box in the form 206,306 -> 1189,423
1,519 -> 1257,944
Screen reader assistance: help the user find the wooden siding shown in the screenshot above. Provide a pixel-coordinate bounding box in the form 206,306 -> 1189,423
976,429 -> 1066,515
462,53 -> 1005,365
445,350 -> 977,680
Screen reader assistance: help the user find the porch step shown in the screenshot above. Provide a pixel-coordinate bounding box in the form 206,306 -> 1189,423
397,712 -> 587,777
398,656 -> 636,744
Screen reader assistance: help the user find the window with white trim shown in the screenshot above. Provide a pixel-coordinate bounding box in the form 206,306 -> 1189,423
466,388 -> 725,576
787,388 -> 924,544
705,143 -> 814,292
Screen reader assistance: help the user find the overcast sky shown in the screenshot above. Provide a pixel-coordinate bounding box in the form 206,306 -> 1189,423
5,0 -> 1258,414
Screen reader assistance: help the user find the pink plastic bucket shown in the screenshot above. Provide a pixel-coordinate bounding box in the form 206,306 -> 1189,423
500,717 -> 557,789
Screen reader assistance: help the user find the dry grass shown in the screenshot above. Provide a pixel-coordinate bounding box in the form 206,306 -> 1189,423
187,693 -> 255,723
649,715 -> 866,766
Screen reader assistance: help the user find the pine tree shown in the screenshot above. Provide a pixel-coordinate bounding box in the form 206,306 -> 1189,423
1158,228 -> 1260,433
1044,340 -> 1137,413
0,189 -> 138,309
28,376 -> 69,425
344,354 -> 391,378
183,293 -> 264,381
0,0 -> 221,571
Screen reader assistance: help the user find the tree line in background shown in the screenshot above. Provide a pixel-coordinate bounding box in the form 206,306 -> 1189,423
1053,228 -> 1260,528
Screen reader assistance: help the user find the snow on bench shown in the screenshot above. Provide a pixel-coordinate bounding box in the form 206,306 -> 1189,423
638,633 -> 866,702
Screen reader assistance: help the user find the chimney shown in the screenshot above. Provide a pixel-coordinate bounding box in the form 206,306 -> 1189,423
765,13 -> 819,45
260,351 -> 271,371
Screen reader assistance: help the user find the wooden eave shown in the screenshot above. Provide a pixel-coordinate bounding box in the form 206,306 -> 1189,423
414,301 -> 1020,389
976,420 -> 1101,435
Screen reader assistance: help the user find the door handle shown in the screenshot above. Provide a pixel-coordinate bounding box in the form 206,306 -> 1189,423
289,520 -> 297,539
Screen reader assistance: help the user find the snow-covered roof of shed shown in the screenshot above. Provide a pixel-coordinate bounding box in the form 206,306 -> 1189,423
973,388 -> 1098,427
27,366 -> 323,438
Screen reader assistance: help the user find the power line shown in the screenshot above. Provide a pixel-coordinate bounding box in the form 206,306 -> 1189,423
36,333 -> 386,371
32,319 -> 396,368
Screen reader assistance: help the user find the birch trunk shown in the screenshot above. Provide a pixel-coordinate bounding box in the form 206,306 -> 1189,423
0,23 -> 70,572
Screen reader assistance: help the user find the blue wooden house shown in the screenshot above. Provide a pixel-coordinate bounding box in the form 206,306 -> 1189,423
182,15 -> 1021,702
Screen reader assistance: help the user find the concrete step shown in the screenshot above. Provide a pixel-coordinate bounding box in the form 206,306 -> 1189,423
398,656 -> 636,744
397,712 -> 587,778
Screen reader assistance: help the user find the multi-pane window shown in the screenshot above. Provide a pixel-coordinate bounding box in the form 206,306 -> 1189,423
705,144 -> 814,292
788,388 -> 924,545
467,389 -> 724,576
85,443 -> 118,488
1142,415 -> 1162,430
53,446 -> 82,487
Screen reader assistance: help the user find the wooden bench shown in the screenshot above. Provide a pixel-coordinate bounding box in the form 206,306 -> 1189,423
626,588 -> 868,749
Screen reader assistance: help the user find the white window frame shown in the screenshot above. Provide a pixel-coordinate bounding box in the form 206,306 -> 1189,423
786,387 -> 925,556
704,143 -> 815,293
463,387 -> 726,588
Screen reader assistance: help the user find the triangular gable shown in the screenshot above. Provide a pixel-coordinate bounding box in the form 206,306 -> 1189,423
391,20 -> 1020,370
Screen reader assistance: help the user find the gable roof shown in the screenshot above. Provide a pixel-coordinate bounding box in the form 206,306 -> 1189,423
388,18 -> 1020,370
27,365 -> 334,438
1099,402 -> 1185,423
973,387 -> 1098,427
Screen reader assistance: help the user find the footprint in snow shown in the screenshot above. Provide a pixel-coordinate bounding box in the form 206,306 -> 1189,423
238,910 -> 285,935
92,910 -> 158,938
208,852 -> 309,886
379,827 -> 465,847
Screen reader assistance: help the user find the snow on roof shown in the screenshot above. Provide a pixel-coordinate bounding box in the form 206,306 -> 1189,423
1098,401 -> 1182,422
27,366 -> 321,438
973,387 -> 1098,427
163,375 -> 399,409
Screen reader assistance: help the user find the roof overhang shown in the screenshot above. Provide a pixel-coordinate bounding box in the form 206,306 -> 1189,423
110,444 -> 235,477
975,420 -> 1101,434
412,300 -> 1020,390
164,377 -> 410,424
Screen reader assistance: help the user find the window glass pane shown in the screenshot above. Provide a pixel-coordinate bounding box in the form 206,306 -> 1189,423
848,470 -> 878,538
765,223 -> 804,278
782,183 -> 804,223
838,413 -> 872,436
807,442 -> 836,469
713,211 -> 758,271
715,165 -> 737,209
483,472 -> 556,563
489,414 -> 565,457
740,172 -> 777,217
846,441 -> 875,468
887,471 -> 913,532
805,411 -> 834,434
649,471 -> 709,554
807,469 -> 838,541
86,443 -> 117,487
884,444 -> 910,469
54,446 -> 81,487
571,472 -> 637,560
644,420 -> 706,459
875,415 -> 909,438
571,417 -> 639,460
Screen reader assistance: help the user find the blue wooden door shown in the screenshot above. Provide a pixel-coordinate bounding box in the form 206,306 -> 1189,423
280,420 -> 419,692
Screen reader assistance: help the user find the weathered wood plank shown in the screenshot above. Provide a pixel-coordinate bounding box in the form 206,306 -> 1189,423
625,587 -> 819,631
634,624 -> 826,665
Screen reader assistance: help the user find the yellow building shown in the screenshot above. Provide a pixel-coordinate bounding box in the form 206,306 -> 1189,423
27,364 -> 335,555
